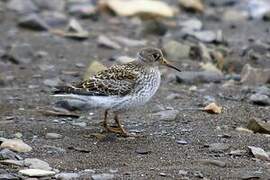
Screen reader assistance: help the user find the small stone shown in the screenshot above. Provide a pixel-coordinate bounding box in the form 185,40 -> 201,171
208,143 -> 230,152
45,133 -> 63,139
187,30 -> 223,43
163,40 -> 191,60
194,42 -> 211,61
1,139 -> 32,153
151,109 -> 179,121
112,36 -> 147,47
203,102 -> 222,114
235,127 -> 253,134
254,86 -> 270,96
248,146 -> 269,161
176,71 -> 224,84
178,0 -> 204,12
71,122 -> 87,127
19,169 -> 55,177
55,172 -> 80,180
7,0 -> 38,14
68,4 -> 97,18
240,64 -> 270,85
197,159 -> 226,167
97,35 -> 121,49
113,55 -> 134,64
91,173 -> 114,180
159,172 -> 167,177
229,149 -> 246,156
135,148 -> 151,155
41,11 -> 68,28
4,43 -> 34,64
179,18 -> 202,31
43,78 -> 61,87
24,158 -> 51,170
249,94 -> 270,106
0,148 -> 23,160
247,118 -> 270,134
18,14 -> 50,31
0,173 -> 19,180
0,159 -> 24,166
178,170 -> 188,176
176,140 -> 188,145
166,93 -> 181,100
83,61 -> 107,80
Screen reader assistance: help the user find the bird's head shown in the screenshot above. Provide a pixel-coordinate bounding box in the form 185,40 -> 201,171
137,47 -> 181,72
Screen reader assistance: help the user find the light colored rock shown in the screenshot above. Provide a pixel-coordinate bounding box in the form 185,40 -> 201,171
203,102 -> 222,114
91,173 -> 114,180
112,36 -> 147,47
1,139 -> 32,153
152,110 -> 179,121
19,169 -> 55,177
83,61 -> 107,80
101,0 -> 174,18
208,143 -> 230,152
247,118 -> 270,134
163,40 -> 191,60
235,127 -> 253,134
179,18 -> 202,31
187,30 -> 223,43
24,158 -> 52,170
115,56 -> 134,64
178,0 -> 204,12
249,94 -> 270,106
7,0 -> 38,14
0,159 -> 24,166
97,35 -> 121,49
240,64 -> 270,85
45,133 -> 63,139
43,78 -> 61,87
197,159 -> 226,167
248,146 -> 269,161
55,172 -> 80,180
222,9 -> 248,22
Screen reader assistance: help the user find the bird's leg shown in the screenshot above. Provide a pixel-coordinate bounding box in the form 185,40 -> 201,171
103,110 -> 122,134
114,113 -> 129,137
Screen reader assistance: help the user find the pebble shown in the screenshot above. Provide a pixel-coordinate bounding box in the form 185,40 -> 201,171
249,94 -> 270,106
208,143 -> 230,152
254,86 -> 270,96
240,64 -> 270,85
163,40 -> 191,60
187,30 -> 223,43
178,170 -> 188,176
229,149 -> 246,156
71,122 -> 87,127
55,172 -> 80,180
0,159 -> 24,166
4,43 -> 34,64
0,148 -> 23,160
91,173 -> 114,180
24,158 -> 52,170
176,71 -> 224,84
19,169 -> 55,177
197,159 -> 226,167
18,13 -> 50,31
178,0 -> 204,12
68,3 -> 97,18
32,0 -> 66,12
247,118 -> 270,134
112,36 -> 147,47
0,173 -> 19,180
97,35 -> 121,50
43,78 -> 61,87
222,9 -> 248,22
1,139 -> 32,153
151,109 -> 179,121
179,18 -> 202,31
45,133 -> 63,139
248,146 -> 270,161
176,140 -> 188,145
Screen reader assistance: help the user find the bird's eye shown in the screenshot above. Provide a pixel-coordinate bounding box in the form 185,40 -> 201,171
152,53 -> 160,61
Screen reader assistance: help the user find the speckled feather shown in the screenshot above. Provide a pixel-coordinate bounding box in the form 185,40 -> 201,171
54,62 -> 144,96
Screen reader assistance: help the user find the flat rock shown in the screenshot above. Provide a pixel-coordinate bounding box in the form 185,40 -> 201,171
151,110 -> 179,121
4,43 -> 34,64
248,146 -> 269,161
112,36 -> 147,47
101,0 -> 174,18
97,35 -> 121,49
208,143 -> 230,152
19,169 -> 55,177
55,172 -> 80,180
249,94 -> 270,106
163,40 -> 191,60
0,173 -> 19,180
179,18 -> 202,31
247,118 -> 270,134
0,159 -> 24,166
187,30 -> 223,43
43,78 -> 61,87
178,0 -> 204,12
45,133 -> 63,139
0,148 -> 23,160
68,3 -> 97,18
1,139 -> 32,153
197,159 -> 226,167
241,64 -> 270,85
91,173 -> 114,180
18,14 -> 50,31
176,71 -> 224,84
24,158 -> 52,170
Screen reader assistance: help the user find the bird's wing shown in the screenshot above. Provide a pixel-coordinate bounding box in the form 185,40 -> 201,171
54,63 -> 139,96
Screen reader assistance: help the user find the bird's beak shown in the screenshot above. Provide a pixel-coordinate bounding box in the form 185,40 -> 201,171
161,58 -> 181,72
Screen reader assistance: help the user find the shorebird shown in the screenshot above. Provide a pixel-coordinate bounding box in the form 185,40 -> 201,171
53,47 -> 181,137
